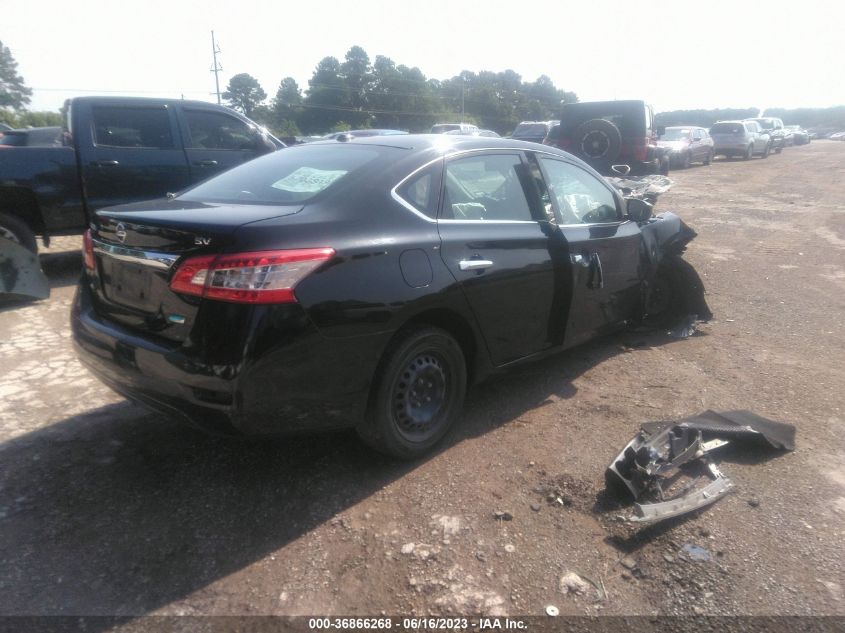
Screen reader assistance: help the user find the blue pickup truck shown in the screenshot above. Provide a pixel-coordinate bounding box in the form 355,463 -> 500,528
0,96 -> 282,253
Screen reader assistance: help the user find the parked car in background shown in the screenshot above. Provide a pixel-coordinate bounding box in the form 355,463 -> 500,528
785,125 -> 810,145
510,121 -> 557,144
0,126 -> 63,147
743,117 -> 786,153
548,100 -> 670,176
542,124 -> 560,146
0,96 -> 282,253
321,129 -> 408,141
444,129 -> 500,137
657,126 -> 714,168
72,134 -> 702,459
431,123 -> 479,134
710,120 -> 771,159
828,131 -> 845,141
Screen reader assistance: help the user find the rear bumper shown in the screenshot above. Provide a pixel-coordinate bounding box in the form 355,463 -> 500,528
71,281 -> 388,435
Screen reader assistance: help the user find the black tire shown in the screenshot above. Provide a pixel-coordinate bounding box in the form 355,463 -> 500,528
775,145 -> 783,154
358,326 -> 467,460
659,155 -> 670,176
573,118 -> 622,166
744,144 -> 753,160
0,212 -> 38,253
762,142 -> 771,159
680,151 -> 691,169
703,149 -> 713,165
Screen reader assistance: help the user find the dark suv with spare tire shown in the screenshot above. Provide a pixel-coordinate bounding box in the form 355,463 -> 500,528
549,100 -> 670,176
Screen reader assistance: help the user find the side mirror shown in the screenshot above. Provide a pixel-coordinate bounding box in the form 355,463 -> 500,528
627,197 -> 653,223
611,164 -> 631,176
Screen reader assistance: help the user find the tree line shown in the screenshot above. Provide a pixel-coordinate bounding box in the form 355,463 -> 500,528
656,107 -> 845,131
224,45 -> 577,136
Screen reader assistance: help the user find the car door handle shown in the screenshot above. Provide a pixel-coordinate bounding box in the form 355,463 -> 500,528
92,160 -> 119,167
459,259 -> 493,271
570,254 -> 590,267
587,252 -> 604,289
194,160 -> 218,167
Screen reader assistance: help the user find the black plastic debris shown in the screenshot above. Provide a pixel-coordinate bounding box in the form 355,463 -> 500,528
0,237 -> 49,302
606,410 -> 795,524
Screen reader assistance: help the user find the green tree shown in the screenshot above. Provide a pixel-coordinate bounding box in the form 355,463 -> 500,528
340,46 -> 373,128
0,40 -> 32,111
301,56 -> 346,133
223,73 -> 267,117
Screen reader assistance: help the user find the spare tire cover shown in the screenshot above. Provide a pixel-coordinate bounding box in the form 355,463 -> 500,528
574,118 -> 623,163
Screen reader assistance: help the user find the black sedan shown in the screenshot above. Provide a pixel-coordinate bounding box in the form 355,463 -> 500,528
72,136 -> 703,458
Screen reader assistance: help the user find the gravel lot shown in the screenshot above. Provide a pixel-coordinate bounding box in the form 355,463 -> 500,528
0,141 -> 843,620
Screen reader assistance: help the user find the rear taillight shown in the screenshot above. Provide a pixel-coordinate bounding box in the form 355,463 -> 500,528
83,229 -> 96,271
633,138 -> 648,162
169,248 -> 335,304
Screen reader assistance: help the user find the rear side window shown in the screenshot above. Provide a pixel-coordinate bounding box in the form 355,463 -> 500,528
180,144 -> 387,205
185,110 -> 255,150
560,102 -> 647,138
92,106 -> 174,149
396,161 -> 442,219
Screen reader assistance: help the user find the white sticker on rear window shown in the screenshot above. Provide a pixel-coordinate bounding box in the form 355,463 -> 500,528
271,167 -> 347,193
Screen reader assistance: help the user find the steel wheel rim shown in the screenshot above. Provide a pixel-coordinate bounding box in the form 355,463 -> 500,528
392,352 -> 448,441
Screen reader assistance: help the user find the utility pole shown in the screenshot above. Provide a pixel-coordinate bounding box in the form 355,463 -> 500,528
460,77 -> 465,123
210,31 -> 222,105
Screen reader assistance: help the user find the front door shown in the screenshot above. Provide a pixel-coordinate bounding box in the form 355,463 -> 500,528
532,154 -> 642,348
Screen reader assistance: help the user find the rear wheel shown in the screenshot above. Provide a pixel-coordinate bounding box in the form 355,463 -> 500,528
358,326 -> 467,460
762,142 -> 771,158
744,144 -> 753,160
0,213 -> 38,253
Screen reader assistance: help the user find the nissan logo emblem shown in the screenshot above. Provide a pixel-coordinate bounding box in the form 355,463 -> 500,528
115,222 -> 127,244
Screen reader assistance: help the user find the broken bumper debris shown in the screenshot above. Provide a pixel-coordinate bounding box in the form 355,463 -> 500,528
607,410 -> 795,524
0,237 -> 49,302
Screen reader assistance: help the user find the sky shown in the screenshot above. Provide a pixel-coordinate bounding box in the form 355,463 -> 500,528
4,0 -> 845,116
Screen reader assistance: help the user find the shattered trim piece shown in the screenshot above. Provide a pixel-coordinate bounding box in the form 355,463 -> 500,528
628,464 -> 734,523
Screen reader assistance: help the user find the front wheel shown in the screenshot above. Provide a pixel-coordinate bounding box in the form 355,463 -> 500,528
744,144 -> 753,160
762,143 -> 771,158
681,152 -> 691,169
358,326 -> 467,460
703,150 -> 713,165
659,155 -> 670,176
0,213 -> 38,253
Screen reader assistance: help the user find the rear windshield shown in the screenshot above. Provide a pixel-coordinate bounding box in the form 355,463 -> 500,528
179,144 -> 388,205
747,118 -> 774,130
431,124 -> 461,133
711,123 -> 743,135
661,128 -> 692,140
513,123 -> 549,136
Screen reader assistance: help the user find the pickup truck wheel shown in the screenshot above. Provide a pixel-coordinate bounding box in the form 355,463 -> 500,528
0,213 -> 38,253
358,326 -> 466,460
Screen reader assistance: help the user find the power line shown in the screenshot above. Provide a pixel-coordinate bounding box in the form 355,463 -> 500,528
210,31 -> 223,105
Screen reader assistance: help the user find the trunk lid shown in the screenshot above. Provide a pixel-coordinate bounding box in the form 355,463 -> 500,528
89,199 -> 303,342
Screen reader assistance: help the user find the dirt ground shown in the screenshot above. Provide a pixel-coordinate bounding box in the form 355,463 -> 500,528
0,141 -> 843,621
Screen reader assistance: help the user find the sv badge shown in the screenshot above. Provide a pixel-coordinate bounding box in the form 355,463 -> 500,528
194,236 -> 211,246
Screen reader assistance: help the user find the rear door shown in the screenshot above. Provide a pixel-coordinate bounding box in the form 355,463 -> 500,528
178,107 -> 267,184
532,154 -> 642,348
78,103 -> 191,211
436,150 -> 569,366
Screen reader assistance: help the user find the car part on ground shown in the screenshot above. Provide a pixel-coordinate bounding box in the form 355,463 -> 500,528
606,410 -> 795,524
551,100 -> 670,176
0,237 -> 49,302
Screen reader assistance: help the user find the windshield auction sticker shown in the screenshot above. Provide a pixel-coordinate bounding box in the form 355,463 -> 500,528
272,167 -> 347,193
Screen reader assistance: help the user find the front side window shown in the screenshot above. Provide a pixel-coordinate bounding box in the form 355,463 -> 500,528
92,106 -> 174,149
185,110 -> 255,150
538,158 -> 619,225
442,153 -> 533,221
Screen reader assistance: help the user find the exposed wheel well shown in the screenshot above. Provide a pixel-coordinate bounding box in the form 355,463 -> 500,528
0,187 -> 44,234
403,309 -> 480,385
